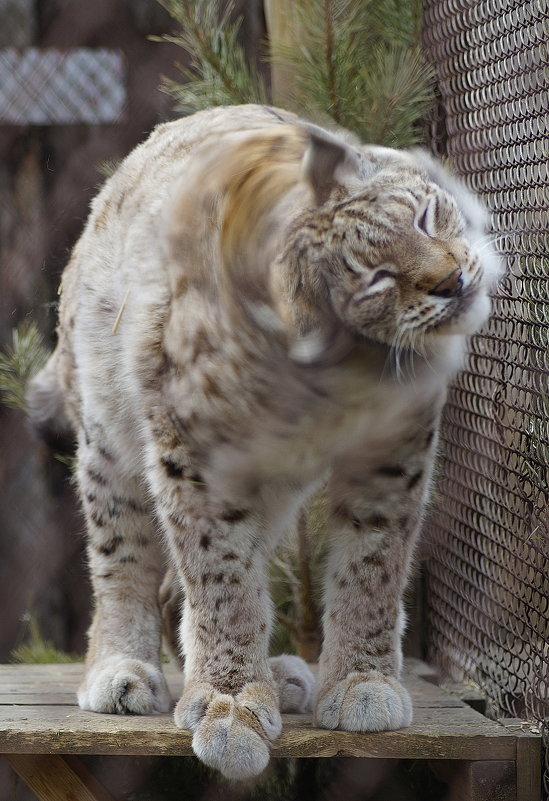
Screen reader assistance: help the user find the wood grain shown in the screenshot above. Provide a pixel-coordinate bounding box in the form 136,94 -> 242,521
500,718 -> 542,801
0,661 -> 462,707
6,754 -> 117,801
0,662 -> 523,762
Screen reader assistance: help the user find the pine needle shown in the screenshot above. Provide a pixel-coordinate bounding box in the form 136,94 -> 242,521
154,0 -> 267,113
96,158 -> 122,180
153,0 -> 435,146
111,289 -> 130,334
358,46 -> 436,146
0,321 -> 50,412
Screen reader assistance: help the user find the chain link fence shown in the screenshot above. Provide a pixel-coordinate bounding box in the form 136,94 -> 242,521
0,48 -> 125,125
0,0 -> 125,124
422,0 -> 548,797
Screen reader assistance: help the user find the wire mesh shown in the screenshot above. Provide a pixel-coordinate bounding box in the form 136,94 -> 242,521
0,48 -> 126,125
422,0 -> 548,797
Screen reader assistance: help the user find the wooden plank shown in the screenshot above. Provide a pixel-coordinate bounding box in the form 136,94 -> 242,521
0,663 -> 464,709
500,719 -> 542,801
442,681 -> 488,714
6,753 -> 117,801
403,673 -> 464,708
0,664 -> 85,681
0,663 -> 529,767
277,708 -> 517,761
516,733 -> 542,801
0,704 -> 516,760
405,658 -> 441,682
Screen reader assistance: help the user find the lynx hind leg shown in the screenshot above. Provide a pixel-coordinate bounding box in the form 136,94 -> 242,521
159,564 -> 185,670
76,431 -> 170,715
269,655 -> 315,713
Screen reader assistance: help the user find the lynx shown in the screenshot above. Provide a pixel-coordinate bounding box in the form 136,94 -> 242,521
28,105 -> 501,779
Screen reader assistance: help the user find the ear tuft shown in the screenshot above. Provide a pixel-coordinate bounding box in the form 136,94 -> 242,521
302,124 -> 361,204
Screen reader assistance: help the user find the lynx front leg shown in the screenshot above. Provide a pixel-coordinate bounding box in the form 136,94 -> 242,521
316,427 -> 437,732
76,433 -> 170,714
156,472 -> 284,780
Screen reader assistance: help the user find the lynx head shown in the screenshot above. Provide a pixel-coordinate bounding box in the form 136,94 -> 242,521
167,122 -> 502,364
277,128 -> 503,362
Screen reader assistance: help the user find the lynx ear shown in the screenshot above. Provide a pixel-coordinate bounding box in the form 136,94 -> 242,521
302,125 -> 363,204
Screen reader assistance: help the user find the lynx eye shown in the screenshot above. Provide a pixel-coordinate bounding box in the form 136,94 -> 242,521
416,192 -> 466,240
414,196 -> 437,238
416,206 -> 430,233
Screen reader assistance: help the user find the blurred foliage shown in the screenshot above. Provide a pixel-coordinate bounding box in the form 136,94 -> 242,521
153,0 -> 268,112
270,0 -> 434,146
0,320 -> 49,412
156,0 -> 435,147
270,492 -> 328,660
11,612 -> 80,664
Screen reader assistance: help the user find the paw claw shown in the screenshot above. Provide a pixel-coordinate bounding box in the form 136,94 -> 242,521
78,658 -> 171,714
315,671 -> 412,732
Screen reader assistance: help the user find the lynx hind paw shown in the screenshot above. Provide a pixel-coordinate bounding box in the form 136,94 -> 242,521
269,654 -> 315,713
78,658 -> 172,715
315,671 -> 412,732
174,681 -> 282,779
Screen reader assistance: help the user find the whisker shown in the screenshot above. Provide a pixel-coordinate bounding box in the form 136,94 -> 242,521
381,335 -> 397,383
407,328 -> 418,379
393,328 -> 403,383
476,234 -> 506,254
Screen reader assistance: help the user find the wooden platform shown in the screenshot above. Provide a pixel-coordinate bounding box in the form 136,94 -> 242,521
0,661 -> 541,800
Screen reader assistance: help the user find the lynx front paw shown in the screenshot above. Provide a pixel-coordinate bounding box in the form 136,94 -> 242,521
174,681 -> 282,779
78,657 -> 172,714
315,671 -> 412,732
269,654 -> 315,713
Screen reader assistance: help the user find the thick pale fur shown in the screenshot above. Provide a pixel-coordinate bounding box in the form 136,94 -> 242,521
28,105 -> 502,779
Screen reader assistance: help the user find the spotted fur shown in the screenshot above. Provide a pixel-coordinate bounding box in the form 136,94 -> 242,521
28,105 -> 502,779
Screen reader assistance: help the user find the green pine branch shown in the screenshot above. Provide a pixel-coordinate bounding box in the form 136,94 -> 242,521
270,0 -> 375,129
155,0 -> 435,147
270,0 -> 434,145
153,0 -> 267,113
0,321 -> 49,412
358,45 -> 436,147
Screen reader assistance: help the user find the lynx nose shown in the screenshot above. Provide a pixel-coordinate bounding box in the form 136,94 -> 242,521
428,268 -> 463,299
